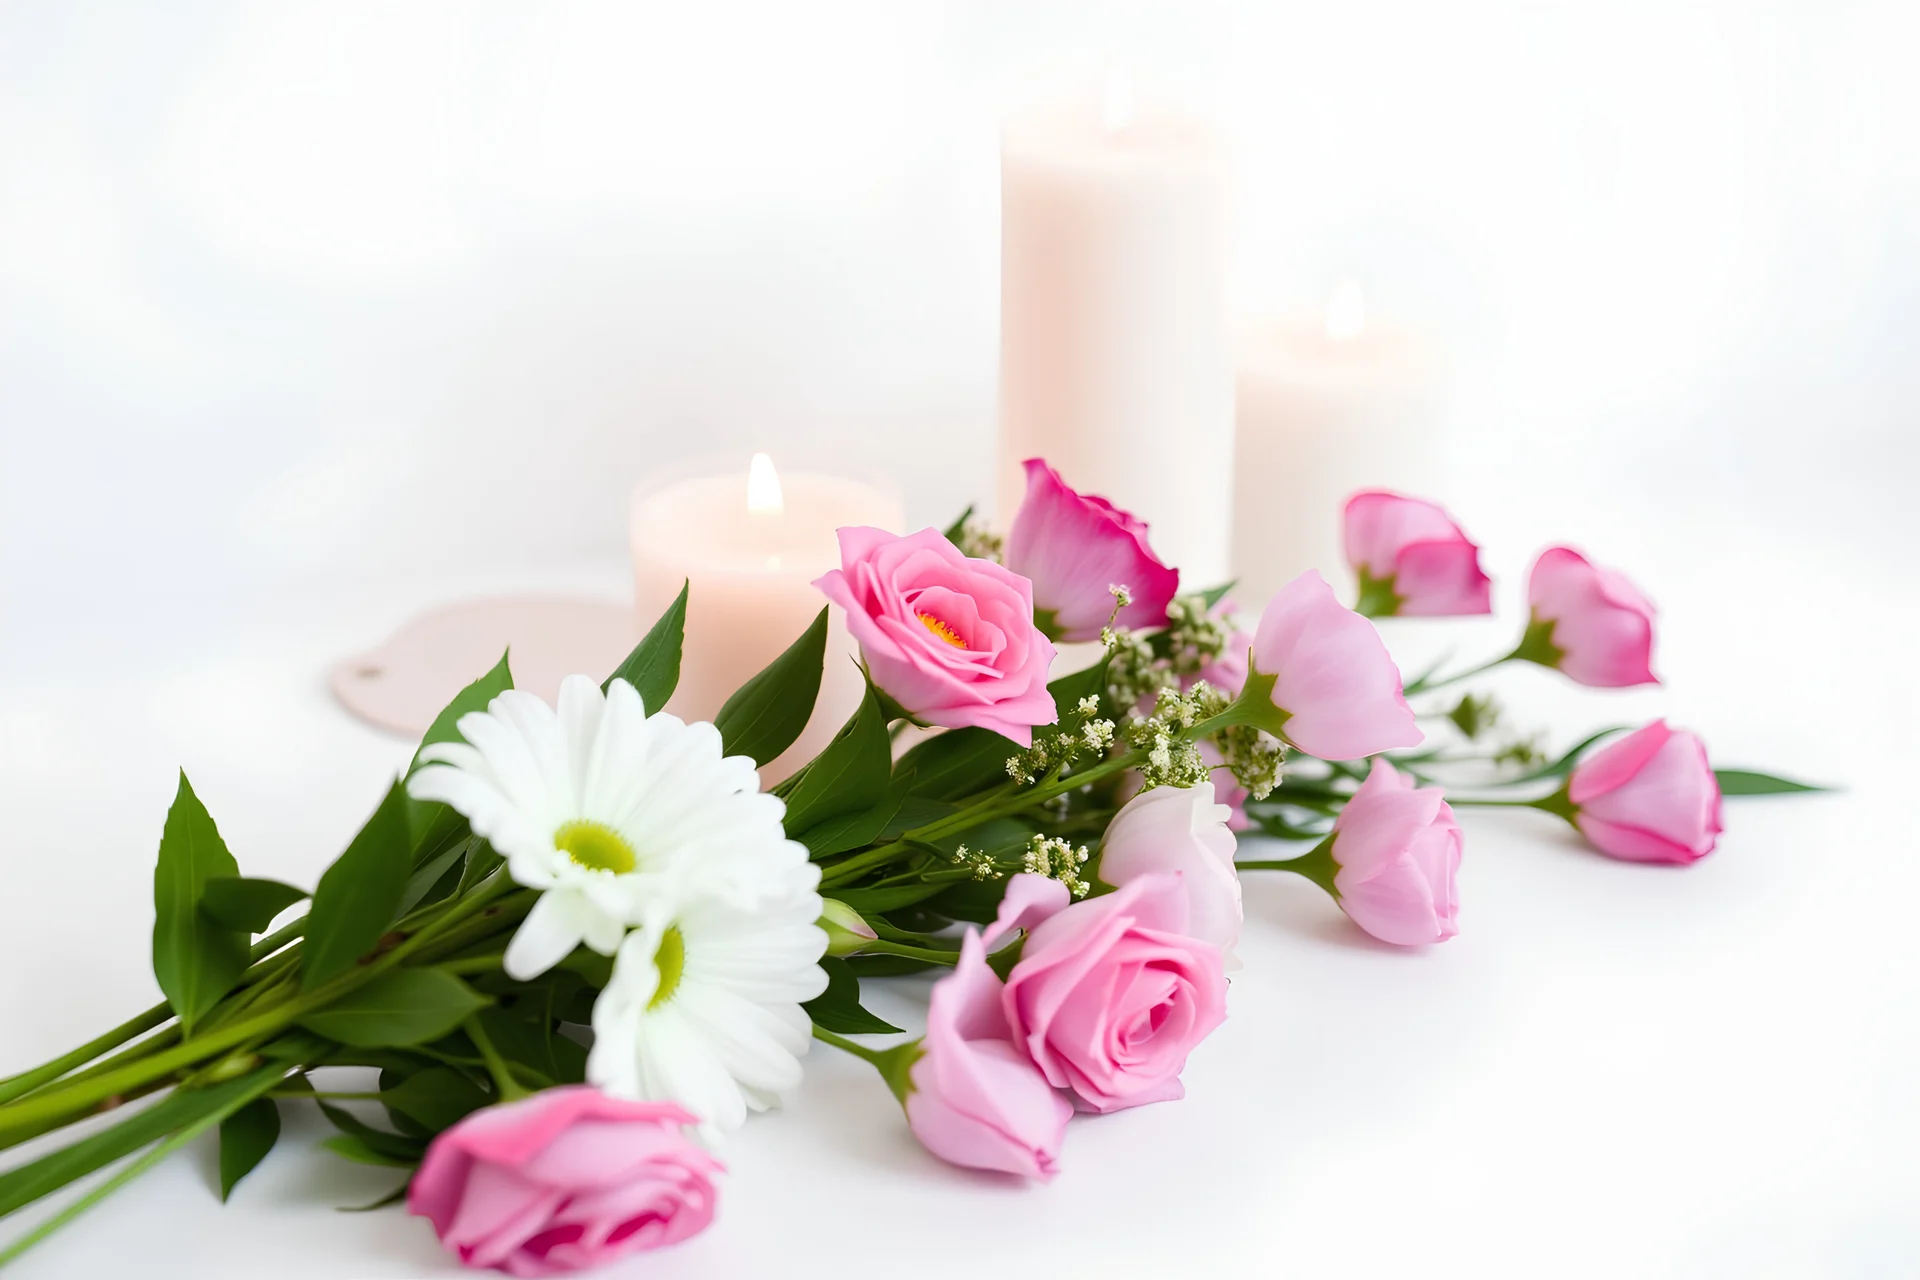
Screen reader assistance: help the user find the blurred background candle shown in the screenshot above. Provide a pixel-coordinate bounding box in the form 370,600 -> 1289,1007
1230,279 -> 1450,609
630,453 -> 903,780
998,66 -> 1234,583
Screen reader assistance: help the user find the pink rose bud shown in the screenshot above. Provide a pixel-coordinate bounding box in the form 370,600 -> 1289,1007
1243,571 -> 1423,760
408,1087 -> 720,1277
1343,490 -> 1493,618
1519,546 -> 1659,687
814,526 -> 1058,746
1005,458 -> 1180,641
1097,783 -> 1244,966
905,927 -> 1073,1180
1326,758 -> 1462,946
1002,872 -> 1228,1114
1564,720 -> 1723,863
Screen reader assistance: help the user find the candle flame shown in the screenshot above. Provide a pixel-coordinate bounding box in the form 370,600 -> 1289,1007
1100,63 -> 1136,133
1324,278 -> 1367,341
746,451 -> 784,516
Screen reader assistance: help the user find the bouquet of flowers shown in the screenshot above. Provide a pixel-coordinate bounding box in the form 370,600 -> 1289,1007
0,460 -> 1815,1274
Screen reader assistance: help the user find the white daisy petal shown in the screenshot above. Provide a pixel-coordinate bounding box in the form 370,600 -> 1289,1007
504,889 -> 592,980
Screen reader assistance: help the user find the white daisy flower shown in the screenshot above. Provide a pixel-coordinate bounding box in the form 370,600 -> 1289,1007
588,880 -> 829,1142
406,674 -> 800,981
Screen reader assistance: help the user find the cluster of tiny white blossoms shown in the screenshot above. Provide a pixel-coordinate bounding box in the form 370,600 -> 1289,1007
1127,683 -> 1222,790
1022,833 -> 1092,898
949,513 -> 1004,563
1004,693 -> 1119,787
949,843 -> 1004,881
1161,594 -> 1234,680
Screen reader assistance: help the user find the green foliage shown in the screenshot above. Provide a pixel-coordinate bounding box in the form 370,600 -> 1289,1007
199,878 -> 307,934
381,1067 -> 490,1133
405,650 -> 513,864
1715,769 -> 1826,796
217,1099 -> 281,1202
783,682 -> 892,835
296,970 -> 488,1048
714,609 -> 829,766
895,728 -> 1018,801
604,579 -> 688,711
152,772 -> 249,1036
803,958 -> 903,1034
302,782 -> 414,991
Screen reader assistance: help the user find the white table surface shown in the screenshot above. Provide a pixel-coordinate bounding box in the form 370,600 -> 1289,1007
0,538 -> 1913,1279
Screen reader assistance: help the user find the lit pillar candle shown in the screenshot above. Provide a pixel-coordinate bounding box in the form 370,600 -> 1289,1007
998,69 -> 1234,583
630,454 -> 904,780
1231,280 -> 1449,609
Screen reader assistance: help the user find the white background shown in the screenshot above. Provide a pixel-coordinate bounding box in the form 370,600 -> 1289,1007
1,1 -> 1915,1276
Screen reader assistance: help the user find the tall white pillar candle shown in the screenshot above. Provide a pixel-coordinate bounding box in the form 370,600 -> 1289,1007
630,455 -> 904,782
998,73 -> 1234,583
1231,281 -> 1449,609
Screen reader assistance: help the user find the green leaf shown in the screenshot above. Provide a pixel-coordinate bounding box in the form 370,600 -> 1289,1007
714,608 -> 829,766
152,772 -> 249,1036
302,781 -> 414,991
1506,726 -> 1633,784
0,1067 -> 279,1218
799,785 -> 907,858
396,838 -> 468,917
296,969 -> 488,1048
338,1182 -> 411,1212
1715,769 -> 1826,796
830,879 -> 953,914
941,504 -> 975,545
200,877 -> 308,934
1048,657 -> 1111,730
382,1067 -> 491,1133
895,728 -> 1019,801
802,957 -> 902,1034
604,579 -> 688,711
316,1101 -> 427,1163
1197,580 -> 1238,609
404,650 -> 513,864
454,839 -> 505,898
784,682 -> 892,834
320,1134 -> 416,1169
218,1098 -> 281,1202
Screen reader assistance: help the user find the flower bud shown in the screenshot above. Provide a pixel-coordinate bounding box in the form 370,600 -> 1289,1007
818,899 -> 878,957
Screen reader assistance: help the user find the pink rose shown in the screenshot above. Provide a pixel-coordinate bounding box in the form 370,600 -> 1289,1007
1327,758 -> 1462,946
1520,546 -> 1658,687
1343,490 -> 1493,617
408,1087 -> 720,1277
1097,783 -> 1243,965
1001,872 -> 1228,1114
906,925 -> 1073,1180
1565,720 -> 1723,863
1005,458 -> 1179,641
814,526 -> 1057,746
1246,571 -> 1423,760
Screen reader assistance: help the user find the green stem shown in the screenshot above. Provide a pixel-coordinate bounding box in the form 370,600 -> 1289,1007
436,953 -> 507,977
1238,835 -> 1340,896
1404,652 -> 1515,696
0,1067 -> 284,1267
464,1015 -> 529,1102
811,1025 -> 886,1067
0,1004 -> 172,1107
856,939 -> 963,966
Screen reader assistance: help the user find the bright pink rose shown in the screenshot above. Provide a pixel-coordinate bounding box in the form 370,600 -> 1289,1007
814,526 -> 1057,746
907,925 -> 1073,1180
408,1087 -> 720,1277
1343,490 -> 1492,617
1005,458 -> 1179,641
1566,720 -> 1723,864
1248,571 -> 1422,760
1328,758 -> 1462,946
1001,872 -> 1227,1114
1522,546 -> 1658,687
1097,783 -> 1243,966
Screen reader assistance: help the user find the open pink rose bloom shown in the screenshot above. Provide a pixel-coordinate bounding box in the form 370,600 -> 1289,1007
1005,457 -> 1180,640
1567,720 -> 1723,863
408,1088 -> 721,1278
814,525 -> 1057,745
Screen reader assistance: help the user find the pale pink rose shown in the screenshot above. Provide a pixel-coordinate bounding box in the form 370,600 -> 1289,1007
1249,571 -> 1423,760
408,1087 -> 720,1277
1523,546 -> 1658,687
907,926 -> 1072,1180
1567,720 -> 1723,864
1005,458 -> 1179,641
1001,872 -> 1228,1114
1343,490 -> 1493,617
1328,758 -> 1462,946
814,526 -> 1057,746
1197,740 -> 1251,832
1098,783 -> 1243,965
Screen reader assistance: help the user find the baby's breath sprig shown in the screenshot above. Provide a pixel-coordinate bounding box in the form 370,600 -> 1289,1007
1161,593 -> 1234,680
950,843 -> 1004,881
1004,704 -> 1120,786
949,515 -> 1004,563
1022,833 -> 1092,898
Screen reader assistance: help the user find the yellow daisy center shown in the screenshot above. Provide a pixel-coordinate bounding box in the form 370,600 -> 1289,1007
919,613 -> 966,648
649,927 -> 686,1010
552,820 -> 637,875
